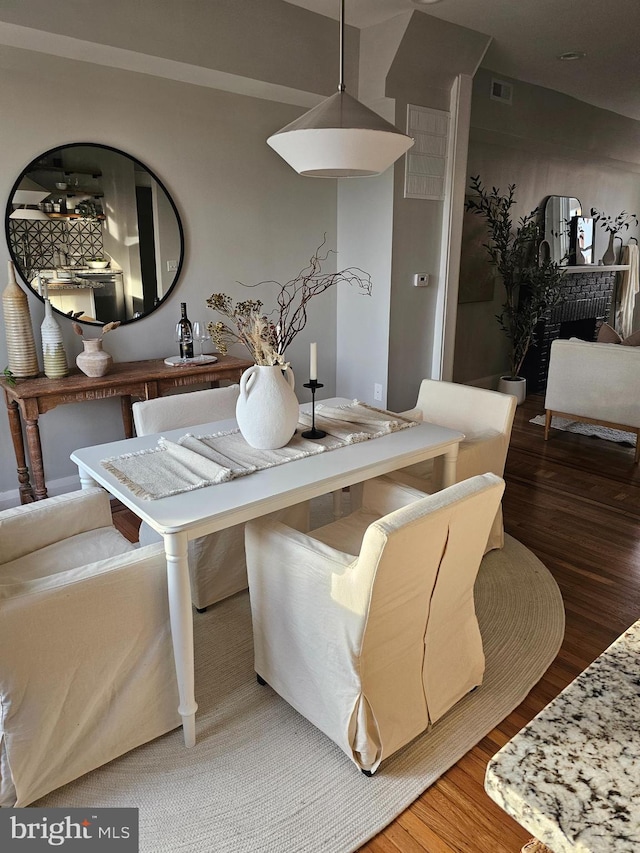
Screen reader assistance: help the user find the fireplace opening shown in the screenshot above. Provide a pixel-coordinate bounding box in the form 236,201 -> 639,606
559,318 -> 598,341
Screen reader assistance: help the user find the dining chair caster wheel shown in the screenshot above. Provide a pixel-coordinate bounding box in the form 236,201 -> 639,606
256,674 -> 267,686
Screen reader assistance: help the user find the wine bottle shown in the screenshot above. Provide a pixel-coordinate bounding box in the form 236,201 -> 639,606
178,302 -> 194,360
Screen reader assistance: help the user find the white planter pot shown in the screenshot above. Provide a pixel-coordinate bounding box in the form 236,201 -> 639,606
236,364 -> 299,449
498,375 -> 526,405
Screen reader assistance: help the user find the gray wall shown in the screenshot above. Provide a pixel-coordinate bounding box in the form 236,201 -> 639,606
0,43 -> 337,502
454,67 -> 640,385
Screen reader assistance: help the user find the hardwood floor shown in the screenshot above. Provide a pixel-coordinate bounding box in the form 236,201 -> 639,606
111,394 -> 640,852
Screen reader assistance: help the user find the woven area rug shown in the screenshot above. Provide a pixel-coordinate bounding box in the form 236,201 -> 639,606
530,414 -> 637,447
35,534 -> 564,853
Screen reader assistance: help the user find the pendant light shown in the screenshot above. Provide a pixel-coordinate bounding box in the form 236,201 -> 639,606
267,0 -> 414,178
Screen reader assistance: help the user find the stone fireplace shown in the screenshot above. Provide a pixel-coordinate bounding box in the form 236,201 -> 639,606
523,267 -> 620,392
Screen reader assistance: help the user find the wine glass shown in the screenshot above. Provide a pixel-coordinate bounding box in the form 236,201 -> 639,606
175,321 -> 193,365
192,320 -> 210,362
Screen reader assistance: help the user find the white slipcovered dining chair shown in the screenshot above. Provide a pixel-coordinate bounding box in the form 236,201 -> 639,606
135,385 -> 245,611
0,488 -> 180,807
389,379 -> 516,552
246,473 -> 504,775
133,384 -> 308,610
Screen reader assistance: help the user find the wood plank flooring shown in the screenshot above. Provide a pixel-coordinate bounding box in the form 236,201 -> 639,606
112,394 -> 640,852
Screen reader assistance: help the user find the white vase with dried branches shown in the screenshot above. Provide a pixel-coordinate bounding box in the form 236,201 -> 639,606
206,240 -> 372,449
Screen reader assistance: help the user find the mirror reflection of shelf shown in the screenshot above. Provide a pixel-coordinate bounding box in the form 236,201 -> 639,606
47,213 -> 106,220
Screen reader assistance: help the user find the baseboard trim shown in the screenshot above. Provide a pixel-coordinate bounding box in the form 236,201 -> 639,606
0,474 -> 81,510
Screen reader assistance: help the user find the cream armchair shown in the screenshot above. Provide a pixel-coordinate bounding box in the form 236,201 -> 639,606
544,338 -> 640,462
246,473 -> 504,775
0,488 -> 180,807
133,384 -> 308,610
389,379 -> 516,551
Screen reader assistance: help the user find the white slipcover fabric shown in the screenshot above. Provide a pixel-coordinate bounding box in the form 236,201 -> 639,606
0,488 -> 180,807
134,384 -> 309,609
134,386 -> 247,609
545,338 -> 640,430
245,473 -> 505,774
389,379 -> 516,552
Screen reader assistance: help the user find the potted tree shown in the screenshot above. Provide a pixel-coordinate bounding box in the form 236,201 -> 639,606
465,177 -> 566,404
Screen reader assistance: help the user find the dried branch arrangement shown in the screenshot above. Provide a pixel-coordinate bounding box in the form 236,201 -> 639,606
207,239 -> 372,366
72,321 -> 121,341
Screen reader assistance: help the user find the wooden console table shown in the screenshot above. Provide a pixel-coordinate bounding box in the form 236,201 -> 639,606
1,355 -> 252,503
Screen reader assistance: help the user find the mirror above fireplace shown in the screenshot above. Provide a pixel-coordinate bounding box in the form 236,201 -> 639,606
543,195 -> 582,266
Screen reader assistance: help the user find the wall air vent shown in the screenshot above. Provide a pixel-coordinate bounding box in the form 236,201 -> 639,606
404,104 -> 449,200
490,78 -> 513,105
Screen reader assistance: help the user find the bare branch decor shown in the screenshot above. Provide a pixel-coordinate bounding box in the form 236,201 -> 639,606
206,238 -> 372,366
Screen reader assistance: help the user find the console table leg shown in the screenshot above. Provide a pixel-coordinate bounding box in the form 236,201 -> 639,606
5,398 -> 34,503
25,417 -> 48,500
164,531 -> 198,747
121,395 -> 134,438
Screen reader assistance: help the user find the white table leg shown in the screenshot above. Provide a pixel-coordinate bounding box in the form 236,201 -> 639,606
164,531 -> 198,747
77,465 -> 99,490
332,489 -> 343,518
442,443 -> 459,488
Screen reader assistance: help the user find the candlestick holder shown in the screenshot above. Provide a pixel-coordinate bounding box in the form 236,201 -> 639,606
302,380 -> 327,439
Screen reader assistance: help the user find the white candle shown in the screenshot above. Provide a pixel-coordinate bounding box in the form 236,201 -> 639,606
310,342 -> 318,381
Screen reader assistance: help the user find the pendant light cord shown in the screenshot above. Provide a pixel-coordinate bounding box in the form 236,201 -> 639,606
338,0 -> 345,92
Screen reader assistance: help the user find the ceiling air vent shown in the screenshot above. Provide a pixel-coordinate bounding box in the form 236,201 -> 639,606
490,78 -> 513,105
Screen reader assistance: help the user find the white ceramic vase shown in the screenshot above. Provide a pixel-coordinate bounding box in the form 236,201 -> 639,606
236,364 -> 299,449
498,375 -> 526,406
41,298 -> 69,379
76,338 -> 113,378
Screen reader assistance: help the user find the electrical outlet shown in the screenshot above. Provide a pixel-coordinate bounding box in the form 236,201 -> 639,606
413,273 -> 429,287
167,260 -> 178,272
374,383 -> 383,402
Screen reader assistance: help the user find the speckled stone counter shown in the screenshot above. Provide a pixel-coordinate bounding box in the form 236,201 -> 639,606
485,619 -> 640,852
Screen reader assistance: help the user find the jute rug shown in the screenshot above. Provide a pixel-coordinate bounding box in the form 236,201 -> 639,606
35,534 -> 564,853
530,414 -> 637,448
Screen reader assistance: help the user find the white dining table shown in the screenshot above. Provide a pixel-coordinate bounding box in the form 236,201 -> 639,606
71,398 -> 463,747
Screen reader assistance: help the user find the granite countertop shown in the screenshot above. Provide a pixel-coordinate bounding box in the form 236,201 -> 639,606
485,619 -> 640,852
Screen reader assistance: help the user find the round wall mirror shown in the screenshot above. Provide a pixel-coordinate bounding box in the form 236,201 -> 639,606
6,143 -> 184,326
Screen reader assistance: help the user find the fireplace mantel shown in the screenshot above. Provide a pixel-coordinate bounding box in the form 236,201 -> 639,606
562,264 -> 630,273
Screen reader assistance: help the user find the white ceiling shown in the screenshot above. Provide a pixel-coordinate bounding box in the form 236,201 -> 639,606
284,0 -> 640,122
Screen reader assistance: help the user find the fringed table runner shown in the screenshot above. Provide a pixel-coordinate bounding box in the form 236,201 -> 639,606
101,401 -> 417,500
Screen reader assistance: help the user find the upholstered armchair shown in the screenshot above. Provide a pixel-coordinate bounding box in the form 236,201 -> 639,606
133,384 -> 308,610
544,338 -> 640,462
245,473 -> 504,775
0,488 -> 180,807
389,379 -> 516,551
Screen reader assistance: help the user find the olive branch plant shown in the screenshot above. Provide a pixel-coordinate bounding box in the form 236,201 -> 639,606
206,238 -> 372,366
465,176 -> 566,380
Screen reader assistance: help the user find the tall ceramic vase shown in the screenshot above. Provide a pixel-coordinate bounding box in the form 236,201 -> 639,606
2,260 -> 39,378
41,298 -> 69,378
601,232 -> 616,266
236,364 -> 299,449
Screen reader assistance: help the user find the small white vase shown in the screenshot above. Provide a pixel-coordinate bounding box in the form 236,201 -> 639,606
41,298 -> 69,379
498,375 -> 526,406
76,338 -> 113,378
236,364 -> 299,449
